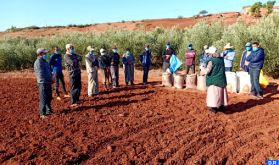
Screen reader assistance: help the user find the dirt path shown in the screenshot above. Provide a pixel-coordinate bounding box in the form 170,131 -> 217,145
0,70 -> 278,164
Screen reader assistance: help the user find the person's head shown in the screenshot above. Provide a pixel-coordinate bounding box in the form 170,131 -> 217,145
100,48 -> 106,55
112,46 -> 117,53
126,48 -> 131,53
166,42 -> 171,49
208,46 -> 219,58
53,46 -> 61,54
224,43 -> 233,51
203,45 -> 208,50
87,46 -> 94,54
252,41 -> 260,51
245,42 -> 252,51
187,43 -> 193,50
145,44 -> 150,51
36,48 -> 49,59
66,44 -> 75,54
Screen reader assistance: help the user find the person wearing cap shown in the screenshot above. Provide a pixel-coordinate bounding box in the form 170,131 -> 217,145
240,42 -> 252,72
110,46 -> 120,88
34,48 -> 53,119
64,44 -> 82,107
246,41 -> 265,99
49,46 -> 70,100
123,48 -> 135,85
162,42 -> 176,72
85,46 -> 99,96
185,43 -> 197,74
201,46 -> 228,113
98,48 -> 112,90
140,44 -> 152,84
221,43 -> 236,72
199,45 -> 211,69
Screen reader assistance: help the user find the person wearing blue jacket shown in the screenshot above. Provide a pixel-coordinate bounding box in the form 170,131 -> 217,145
246,41 -> 265,99
240,42 -> 252,72
34,48 -> 53,119
222,43 -> 235,72
49,46 -> 69,100
140,44 -> 152,84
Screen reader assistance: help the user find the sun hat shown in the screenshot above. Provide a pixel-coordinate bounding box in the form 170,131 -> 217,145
100,48 -> 106,53
65,44 -> 73,49
87,46 -> 94,51
224,43 -> 233,49
208,46 -> 217,54
36,48 -> 48,55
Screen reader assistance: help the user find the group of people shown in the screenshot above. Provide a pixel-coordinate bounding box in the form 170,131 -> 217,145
199,41 -> 265,113
34,41 -> 265,117
34,44 -> 152,118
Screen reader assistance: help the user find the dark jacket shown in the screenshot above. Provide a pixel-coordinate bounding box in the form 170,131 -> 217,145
240,50 -> 250,72
206,57 -> 227,88
34,57 -> 52,84
98,54 -> 111,69
49,53 -> 63,74
140,49 -> 152,67
110,52 -> 120,66
162,48 -> 175,63
64,53 -> 82,76
246,48 -> 265,69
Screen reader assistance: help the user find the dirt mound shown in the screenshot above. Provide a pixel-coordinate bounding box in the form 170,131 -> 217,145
0,12 -> 258,38
0,70 -> 278,164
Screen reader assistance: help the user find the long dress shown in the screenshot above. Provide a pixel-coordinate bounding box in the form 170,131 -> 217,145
201,61 -> 228,108
123,53 -> 135,83
85,53 -> 99,96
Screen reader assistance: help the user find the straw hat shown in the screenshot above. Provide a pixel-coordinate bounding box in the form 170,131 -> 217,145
224,43 -> 233,49
87,46 -> 94,51
208,46 -> 217,54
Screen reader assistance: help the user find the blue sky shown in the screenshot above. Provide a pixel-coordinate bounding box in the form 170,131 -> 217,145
0,0 -> 278,31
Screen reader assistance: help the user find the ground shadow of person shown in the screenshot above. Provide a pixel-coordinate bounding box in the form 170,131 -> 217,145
223,83 -> 279,114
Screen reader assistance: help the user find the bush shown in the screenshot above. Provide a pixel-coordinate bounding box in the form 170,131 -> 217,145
0,14 -> 279,77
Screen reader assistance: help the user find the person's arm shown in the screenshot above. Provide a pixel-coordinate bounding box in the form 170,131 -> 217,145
225,52 -> 235,61
200,61 -> 213,75
246,49 -> 264,63
64,54 -> 73,66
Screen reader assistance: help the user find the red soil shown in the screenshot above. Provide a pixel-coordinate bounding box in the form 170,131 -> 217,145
0,70 -> 278,164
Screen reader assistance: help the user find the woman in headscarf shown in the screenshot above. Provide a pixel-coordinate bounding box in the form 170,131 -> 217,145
122,48 -> 135,85
240,42 -> 252,72
201,46 -> 228,113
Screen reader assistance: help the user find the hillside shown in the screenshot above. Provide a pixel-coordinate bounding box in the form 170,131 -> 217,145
0,12 -> 257,38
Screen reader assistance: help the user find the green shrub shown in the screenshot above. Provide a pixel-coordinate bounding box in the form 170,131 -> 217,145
0,14 -> 279,77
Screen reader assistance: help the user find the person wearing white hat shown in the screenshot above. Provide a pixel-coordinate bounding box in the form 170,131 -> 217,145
221,43 -> 236,72
98,48 -> 112,90
34,48 -> 53,119
201,46 -> 228,113
64,44 -> 82,107
85,46 -> 99,96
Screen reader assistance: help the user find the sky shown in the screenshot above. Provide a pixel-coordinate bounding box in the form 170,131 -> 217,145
0,0 -> 278,31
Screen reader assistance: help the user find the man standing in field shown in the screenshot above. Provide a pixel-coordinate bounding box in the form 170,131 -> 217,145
185,43 -> 197,74
34,48 -> 53,119
140,44 -> 152,84
246,41 -> 265,99
49,46 -> 70,100
85,46 -> 99,96
64,44 -> 82,107
162,42 -> 175,72
98,48 -> 112,90
110,46 -> 120,88
221,43 -> 235,72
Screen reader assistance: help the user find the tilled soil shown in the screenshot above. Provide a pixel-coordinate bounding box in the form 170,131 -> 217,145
0,70 -> 278,165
